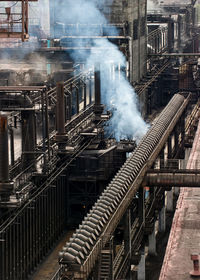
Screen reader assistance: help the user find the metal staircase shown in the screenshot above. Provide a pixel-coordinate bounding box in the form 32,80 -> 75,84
98,249 -> 113,280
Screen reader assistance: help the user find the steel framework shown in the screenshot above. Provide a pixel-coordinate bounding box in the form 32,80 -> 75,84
0,0 -> 37,41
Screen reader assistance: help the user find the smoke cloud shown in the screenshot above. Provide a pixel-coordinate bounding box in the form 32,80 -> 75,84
48,0 -> 148,140
147,0 -> 164,12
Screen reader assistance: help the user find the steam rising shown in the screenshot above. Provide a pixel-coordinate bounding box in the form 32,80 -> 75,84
147,0 -> 163,12
1,0 -> 148,141
51,0 -> 148,140
147,0 -> 158,10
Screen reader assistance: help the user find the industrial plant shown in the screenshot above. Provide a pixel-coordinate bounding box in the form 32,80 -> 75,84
0,0 -> 200,279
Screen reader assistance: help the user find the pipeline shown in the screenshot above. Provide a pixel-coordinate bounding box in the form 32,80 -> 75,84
58,93 -> 190,278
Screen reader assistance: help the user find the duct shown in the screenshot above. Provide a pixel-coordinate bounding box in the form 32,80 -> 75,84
59,93 -> 190,275
146,171 -> 200,187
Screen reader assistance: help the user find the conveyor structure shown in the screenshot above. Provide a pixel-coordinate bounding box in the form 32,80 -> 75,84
58,93 -> 190,279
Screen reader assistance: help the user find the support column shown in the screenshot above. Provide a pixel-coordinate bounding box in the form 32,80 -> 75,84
138,187 -> 145,226
55,82 -> 68,150
167,136 -> 172,159
66,93 -> 72,121
166,189 -> 174,212
0,115 -> 13,200
174,128 -> 179,153
56,82 -> 65,135
94,65 -> 103,118
138,248 -> 145,280
159,195 -> 166,232
124,208 -> 132,278
9,128 -> 15,166
160,148 -> 165,169
148,223 -> 156,256
124,208 -> 131,255
21,110 -> 36,168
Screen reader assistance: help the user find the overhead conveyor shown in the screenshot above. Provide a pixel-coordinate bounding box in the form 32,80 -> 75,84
58,93 -> 190,279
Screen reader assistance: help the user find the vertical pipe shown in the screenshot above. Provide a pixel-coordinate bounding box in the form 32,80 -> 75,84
76,88 -> 79,114
41,91 -> 48,172
167,136 -> 172,159
56,82 -> 65,135
84,83 -> 86,110
0,115 -> 9,182
159,195 -> 166,232
10,128 -> 15,166
148,223 -> 156,256
66,93 -> 71,121
50,0 -> 55,38
138,248 -> 145,280
21,110 -> 36,168
138,187 -> 144,225
45,90 -> 50,160
89,77 -> 92,104
21,0 -> 25,41
25,0 -> 28,34
94,66 -> 101,106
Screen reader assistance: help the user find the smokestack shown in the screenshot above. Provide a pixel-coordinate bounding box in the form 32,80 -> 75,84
0,115 -> 13,200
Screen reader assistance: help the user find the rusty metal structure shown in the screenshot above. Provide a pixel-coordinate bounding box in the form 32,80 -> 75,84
0,0 -> 37,41
58,93 -> 190,279
0,0 -> 200,280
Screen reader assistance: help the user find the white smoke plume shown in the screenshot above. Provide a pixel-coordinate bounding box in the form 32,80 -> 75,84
147,0 -> 158,10
49,0 -> 148,140
147,0 -> 164,12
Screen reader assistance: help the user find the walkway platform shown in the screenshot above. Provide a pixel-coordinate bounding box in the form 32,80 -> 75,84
159,119 -> 200,280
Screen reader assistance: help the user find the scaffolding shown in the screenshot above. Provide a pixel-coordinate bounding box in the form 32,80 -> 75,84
0,0 -> 37,41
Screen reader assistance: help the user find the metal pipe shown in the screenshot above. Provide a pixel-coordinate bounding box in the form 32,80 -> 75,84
146,171 -> 200,187
0,115 -> 9,182
9,128 -> 14,166
45,90 -> 50,161
66,93 -> 71,121
0,114 -> 13,198
56,82 -> 65,135
21,110 -> 36,167
94,66 -> 101,106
